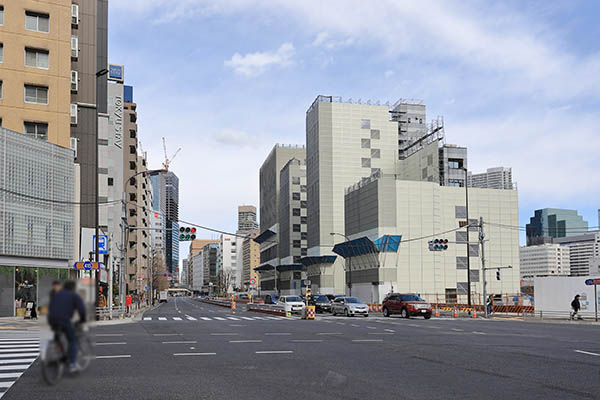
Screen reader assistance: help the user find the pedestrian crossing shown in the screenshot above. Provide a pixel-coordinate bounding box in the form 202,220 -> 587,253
143,315 -> 291,322
0,330 -> 39,398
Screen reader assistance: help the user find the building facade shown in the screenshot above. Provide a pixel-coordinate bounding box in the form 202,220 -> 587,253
468,167 -> 513,190
520,244 -> 570,284
242,229 -> 260,291
553,232 -> 600,277
526,208 -> 589,246
164,171 -> 179,277
278,158 -> 307,265
238,205 -> 258,232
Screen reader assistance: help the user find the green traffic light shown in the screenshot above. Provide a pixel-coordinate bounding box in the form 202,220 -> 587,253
179,234 -> 185,240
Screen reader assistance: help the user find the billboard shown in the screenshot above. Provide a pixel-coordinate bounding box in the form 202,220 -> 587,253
108,64 -> 124,82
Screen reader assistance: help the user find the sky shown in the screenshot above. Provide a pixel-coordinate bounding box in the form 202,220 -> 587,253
109,0 -> 600,263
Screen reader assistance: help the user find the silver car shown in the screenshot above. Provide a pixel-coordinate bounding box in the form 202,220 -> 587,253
331,297 -> 369,317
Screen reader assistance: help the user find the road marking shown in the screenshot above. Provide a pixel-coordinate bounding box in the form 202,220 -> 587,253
384,329 -> 395,333
352,339 -> 383,342
186,316 -> 198,321
408,324 -> 419,327
266,316 -> 282,320
368,332 -> 393,335
95,342 -> 126,346
252,316 -> 267,320
428,326 -> 441,329
0,353 -> 38,359
162,341 -> 197,344
96,355 -> 131,359
336,322 -> 346,325
158,317 -> 167,321
0,365 -> 29,371
0,345 -> 39,349
213,317 -> 226,321
0,348 -> 40,353
255,351 -> 293,354
317,333 -> 342,336
229,324 -> 245,327
143,317 -> 152,321
472,331 -> 486,335
95,334 -> 123,337
153,334 -> 180,336
0,359 -> 36,365
227,317 -> 240,321
366,326 -> 377,329
229,340 -> 262,343
240,317 -> 254,321
178,310 -> 182,314
574,350 -> 600,357
173,353 -> 216,356
173,317 -> 183,321
452,328 -> 464,332
210,333 -> 238,336
291,340 -> 323,343
0,382 -> 15,388
0,373 -> 23,379
265,333 -> 291,336
350,324 -> 360,327
201,317 -> 211,321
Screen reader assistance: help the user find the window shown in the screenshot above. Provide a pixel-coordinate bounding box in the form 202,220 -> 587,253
25,11 -> 49,33
24,122 -> 48,140
24,85 -> 48,104
470,270 -> 480,283
0,80 -> 2,99
71,36 -> 78,58
448,158 -> 463,169
448,179 -> 463,187
292,192 -> 300,201
71,4 -> 79,25
130,130 -> 136,139
292,177 -> 301,185
70,104 -> 77,124
301,248 -> 307,256
129,145 -> 136,154
370,129 -> 380,139
108,177 -> 113,186
71,70 -> 78,91
293,224 -> 301,232
301,232 -> 307,240
129,161 -> 136,170
361,138 -> 370,149
360,119 -> 370,129
455,231 -> 467,244
468,243 -> 479,257
0,6 -> 4,26
300,200 -> 307,208
371,149 -> 380,159
293,240 -> 301,248
300,216 -> 307,224
292,208 -> 301,217
130,113 -> 136,123
0,43 -> 3,62
455,205 -> 466,219
361,158 -> 371,168
25,48 -> 49,69
300,184 -> 306,193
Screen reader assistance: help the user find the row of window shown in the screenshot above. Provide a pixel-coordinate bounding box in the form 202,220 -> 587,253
0,4 -> 80,31
0,38 -> 80,65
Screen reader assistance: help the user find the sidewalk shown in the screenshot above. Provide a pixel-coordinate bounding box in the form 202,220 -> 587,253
0,317 -> 42,330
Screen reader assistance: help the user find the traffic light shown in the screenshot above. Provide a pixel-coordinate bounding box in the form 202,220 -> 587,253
496,269 -> 501,280
179,226 -> 197,241
428,238 -> 449,251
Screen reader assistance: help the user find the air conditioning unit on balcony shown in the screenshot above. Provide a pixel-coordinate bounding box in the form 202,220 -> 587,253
70,137 -> 78,158
71,36 -> 78,58
71,4 -> 79,25
71,70 -> 78,92
70,104 -> 78,125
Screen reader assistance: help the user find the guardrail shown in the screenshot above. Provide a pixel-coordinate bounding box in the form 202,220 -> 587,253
197,298 -> 233,308
95,306 -> 128,320
246,303 -> 287,316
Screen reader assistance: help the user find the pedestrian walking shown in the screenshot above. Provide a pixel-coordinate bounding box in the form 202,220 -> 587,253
487,295 -> 493,315
570,294 -> 582,320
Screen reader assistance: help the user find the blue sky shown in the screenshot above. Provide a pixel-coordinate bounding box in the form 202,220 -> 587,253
109,0 -> 600,261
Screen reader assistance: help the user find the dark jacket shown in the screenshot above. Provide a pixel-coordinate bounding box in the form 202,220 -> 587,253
571,298 -> 581,311
48,289 -> 86,325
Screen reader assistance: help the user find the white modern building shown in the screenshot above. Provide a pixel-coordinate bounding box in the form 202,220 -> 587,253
191,252 -> 204,292
219,234 -> 239,291
520,244 -> 570,284
336,174 -> 520,304
554,231 -> 600,277
468,167 -> 513,190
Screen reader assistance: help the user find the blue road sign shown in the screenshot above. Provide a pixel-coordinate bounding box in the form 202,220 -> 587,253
585,278 -> 600,285
83,261 -> 92,271
93,235 -> 108,254
145,286 -> 150,291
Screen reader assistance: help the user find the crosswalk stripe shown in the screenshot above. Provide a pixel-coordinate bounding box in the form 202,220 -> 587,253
186,317 -> 197,321
0,359 -> 37,365
240,317 -> 254,320
0,353 -> 39,358
213,317 -> 226,321
173,317 -> 182,321
158,317 -> 167,321
0,331 -> 40,394
0,345 -> 39,349
227,317 -> 240,321
0,343 -> 39,347
0,373 -> 22,379
201,317 -> 211,321
0,365 -> 29,371
143,317 -> 151,320
0,381 -> 15,388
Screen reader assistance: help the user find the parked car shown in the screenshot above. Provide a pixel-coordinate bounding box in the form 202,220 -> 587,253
382,293 -> 432,319
309,295 -> 332,313
264,294 -> 279,305
277,296 -> 305,314
331,297 -> 369,317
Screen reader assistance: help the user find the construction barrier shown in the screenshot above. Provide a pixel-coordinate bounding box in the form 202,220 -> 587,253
305,306 -> 316,320
231,301 -> 236,311
246,303 -> 287,316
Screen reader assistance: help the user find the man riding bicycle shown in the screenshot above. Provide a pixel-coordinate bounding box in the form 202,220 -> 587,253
48,280 -> 87,373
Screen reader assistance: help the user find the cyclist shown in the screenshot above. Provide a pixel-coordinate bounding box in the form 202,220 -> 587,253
48,280 -> 87,373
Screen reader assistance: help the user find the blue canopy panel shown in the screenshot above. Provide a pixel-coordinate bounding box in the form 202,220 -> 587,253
254,264 -> 275,272
332,236 -> 378,259
254,229 -> 276,244
299,256 -> 337,266
374,235 -> 402,252
276,264 -> 305,272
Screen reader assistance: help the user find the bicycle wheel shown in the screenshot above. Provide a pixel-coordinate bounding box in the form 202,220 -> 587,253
41,341 -> 65,385
77,335 -> 94,371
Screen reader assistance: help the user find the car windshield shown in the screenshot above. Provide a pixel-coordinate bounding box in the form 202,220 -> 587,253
314,296 -> 329,302
401,295 -> 425,302
345,297 -> 362,303
286,296 -> 301,302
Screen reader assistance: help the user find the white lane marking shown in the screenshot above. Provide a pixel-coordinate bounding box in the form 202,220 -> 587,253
158,317 -> 167,321
0,381 -> 15,388
291,340 -> 323,343
265,317 -> 281,320
153,334 -> 180,336
472,331 -> 486,335
255,351 -> 293,354
368,332 -> 393,335
0,345 -> 39,349
143,317 -> 152,321
240,317 -> 254,321
201,317 -> 212,321
95,342 -> 126,346
252,316 -> 267,320
0,359 -> 36,365
173,317 -> 183,321
173,353 -> 216,356
264,333 -> 291,336
213,317 -> 226,321
350,324 -> 360,327
186,316 -> 197,321
452,328 -> 464,332
229,324 -> 245,327
0,353 -> 38,359
96,355 -> 131,359
408,324 -> 419,327
210,333 -> 238,336
574,350 -> 600,357
229,340 -> 262,343
0,348 -> 40,353
427,326 -> 441,329
162,341 -> 197,344
366,326 -> 377,330
352,339 -> 383,342
0,365 -> 29,371
336,322 -> 346,325
384,329 -> 395,333
95,334 -> 123,337
317,333 -> 342,336
0,373 -> 23,379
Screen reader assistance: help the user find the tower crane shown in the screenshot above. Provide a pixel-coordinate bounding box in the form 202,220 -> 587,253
162,137 -> 181,171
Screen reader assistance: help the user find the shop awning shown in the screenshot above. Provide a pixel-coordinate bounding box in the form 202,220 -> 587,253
299,256 -> 337,266
254,263 -> 275,272
332,236 -> 378,258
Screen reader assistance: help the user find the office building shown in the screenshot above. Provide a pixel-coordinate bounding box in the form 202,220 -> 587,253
181,259 -> 188,288
520,244 -> 570,284
279,158 -> 308,264
242,229 -> 260,291
526,208 -> 588,246
439,145 -> 468,187
0,127 -> 75,316
468,167 -> 513,190
188,239 -> 218,290
164,172 -> 179,276
553,232 -> 600,277
337,174 -> 520,303
202,243 -> 220,294
238,205 -> 258,232
218,234 -> 239,292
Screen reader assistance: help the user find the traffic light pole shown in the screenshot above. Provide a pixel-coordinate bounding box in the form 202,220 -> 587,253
480,217 -> 487,318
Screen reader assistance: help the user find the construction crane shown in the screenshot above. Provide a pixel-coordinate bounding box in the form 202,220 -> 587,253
162,137 -> 181,171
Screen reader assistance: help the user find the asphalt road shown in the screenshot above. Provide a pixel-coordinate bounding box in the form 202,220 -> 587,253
5,297 -> 600,399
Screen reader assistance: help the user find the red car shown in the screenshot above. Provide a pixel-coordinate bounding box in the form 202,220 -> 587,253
382,293 -> 432,319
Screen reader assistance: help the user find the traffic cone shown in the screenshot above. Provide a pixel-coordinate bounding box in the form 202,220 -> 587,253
472,309 -> 477,318
434,308 -> 439,318
453,308 -> 458,318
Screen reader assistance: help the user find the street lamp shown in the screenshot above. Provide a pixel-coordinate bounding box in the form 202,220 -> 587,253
460,167 -> 472,310
330,232 -> 352,296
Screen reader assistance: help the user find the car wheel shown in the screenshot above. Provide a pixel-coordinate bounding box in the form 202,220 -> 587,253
383,307 -> 390,318
344,309 -> 350,317
364,314 -> 369,318
332,308 -> 336,316
424,314 -> 431,320
401,308 -> 409,319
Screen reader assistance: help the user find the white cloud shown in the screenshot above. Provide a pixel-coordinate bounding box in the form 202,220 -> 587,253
384,70 -> 394,78
312,32 -> 354,50
224,42 -> 295,77
214,128 -> 258,147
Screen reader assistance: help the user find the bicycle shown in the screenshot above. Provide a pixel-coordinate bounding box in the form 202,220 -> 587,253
41,322 -> 94,385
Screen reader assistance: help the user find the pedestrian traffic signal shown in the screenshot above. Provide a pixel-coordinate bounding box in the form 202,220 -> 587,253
496,269 -> 501,280
428,238 -> 449,251
179,226 -> 197,241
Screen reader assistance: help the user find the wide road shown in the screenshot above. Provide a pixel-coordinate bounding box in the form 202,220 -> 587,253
6,298 -> 600,399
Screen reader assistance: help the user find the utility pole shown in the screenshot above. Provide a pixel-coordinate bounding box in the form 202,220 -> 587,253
480,217 -> 487,318
462,168 -> 471,309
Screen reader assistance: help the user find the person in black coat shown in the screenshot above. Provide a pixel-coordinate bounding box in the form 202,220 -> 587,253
570,294 -> 581,320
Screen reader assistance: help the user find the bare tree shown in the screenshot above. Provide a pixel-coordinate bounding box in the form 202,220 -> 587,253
152,251 -> 169,293
216,269 -> 235,296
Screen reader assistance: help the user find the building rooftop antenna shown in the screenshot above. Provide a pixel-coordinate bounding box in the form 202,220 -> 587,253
162,137 -> 181,171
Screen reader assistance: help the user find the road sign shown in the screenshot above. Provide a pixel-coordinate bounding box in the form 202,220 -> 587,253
459,220 -> 469,228
302,279 -> 311,287
74,261 -> 100,270
93,235 -> 108,254
585,278 -> 600,286
249,278 -> 256,285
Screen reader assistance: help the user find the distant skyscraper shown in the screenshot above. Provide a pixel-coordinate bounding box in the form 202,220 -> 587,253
526,208 -> 588,246
468,167 -> 513,190
149,170 -> 179,276
238,205 -> 258,232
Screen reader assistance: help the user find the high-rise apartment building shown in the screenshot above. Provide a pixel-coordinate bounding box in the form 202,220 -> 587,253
279,158 -> 307,265
164,171 -> 179,276
238,205 -> 258,232
526,208 -> 588,246
242,229 -> 260,290
553,232 -> 600,277
520,244 -> 570,283
202,242 -> 220,292
468,167 -> 513,190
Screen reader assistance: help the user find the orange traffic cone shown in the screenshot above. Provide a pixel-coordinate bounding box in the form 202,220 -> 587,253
434,308 -> 439,317
472,309 -> 477,318
453,308 -> 458,318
